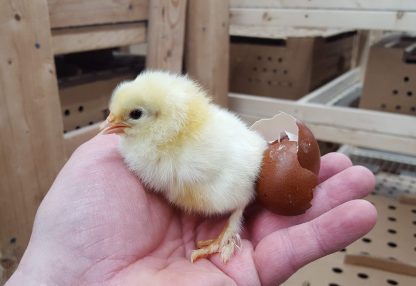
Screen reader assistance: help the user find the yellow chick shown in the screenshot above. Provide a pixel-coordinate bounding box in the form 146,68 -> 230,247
101,71 -> 267,263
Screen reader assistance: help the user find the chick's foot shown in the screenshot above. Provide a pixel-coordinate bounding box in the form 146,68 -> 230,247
191,232 -> 241,263
191,208 -> 244,263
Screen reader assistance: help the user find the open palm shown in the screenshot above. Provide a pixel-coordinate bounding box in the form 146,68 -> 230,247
8,135 -> 376,286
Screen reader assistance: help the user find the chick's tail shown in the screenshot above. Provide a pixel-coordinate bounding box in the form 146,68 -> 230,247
191,208 -> 244,263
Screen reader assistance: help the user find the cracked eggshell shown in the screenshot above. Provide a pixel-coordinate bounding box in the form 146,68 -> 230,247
252,113 -> 321,216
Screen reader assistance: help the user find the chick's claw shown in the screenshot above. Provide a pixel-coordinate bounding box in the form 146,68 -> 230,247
191,233 -> 242,263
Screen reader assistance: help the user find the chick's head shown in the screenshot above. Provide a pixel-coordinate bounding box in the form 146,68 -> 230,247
101,71 -> 210,144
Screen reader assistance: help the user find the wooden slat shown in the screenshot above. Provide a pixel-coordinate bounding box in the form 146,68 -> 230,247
229,93 -> 416,156
146,0 -> 187,72
230,0 -> 416,11
0,0 -> 65,276
186,0 -> 230,106
230,8 -> 416,31
52,22 -> 146,55
64,123 -> 101,158
48,0 -> 148,28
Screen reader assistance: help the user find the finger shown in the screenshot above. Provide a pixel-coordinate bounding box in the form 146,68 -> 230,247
318,152 -> 352,183
248,165 -> 375,244
254,200 -> 377,286
305,165 -> 375,219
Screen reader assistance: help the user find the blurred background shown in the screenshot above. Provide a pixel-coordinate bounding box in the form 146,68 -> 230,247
1,0 -> 415,284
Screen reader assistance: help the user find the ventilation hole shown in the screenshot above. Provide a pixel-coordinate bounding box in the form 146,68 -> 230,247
387,242 -> 397,248
404,76 -> 410,82
9,237 -> 16,244
395,105 -> 401,111
392,89 -> 398,95
63,130 -> 67,134
278,57 -> 283,63
253,67 -> 257,71
75,126 -> 80,130
388,205 -> 396,210
388,217 -> 397,222
64,109 -> 70,116
273,68 -> 277,73
387,279 -> 398,285
267,56 -> 272,61
263,68 -> 267,72
329,284 -> 339,286
411,107 -> 416,112
89,121 -> 94,125
414,233 -> 416,238
413,221 -> 416,225
357,273 -> 369,279
332,267 -> 343,273
78,105 -> 84,112
339,248 -> 346,252
267,80 -> 272,85
387,229 -> 397,234
283,69 -> 288,75
257,56 -> 262,60
407,91 -> 413,97
362,237 -> 372,243
381,103 -> 387,109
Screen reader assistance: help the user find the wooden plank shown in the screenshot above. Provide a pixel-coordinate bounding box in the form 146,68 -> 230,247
238,113 -> 416,156
52,22 -> 146,55
230,8 -> 416,31
146,0 -> 187,72
186,0 -> 230,106
229,93 -> 416,156
48,0 -> 148,28
230,0 -> 416,11
0,0 -> 65,277
64,123 -> 101,158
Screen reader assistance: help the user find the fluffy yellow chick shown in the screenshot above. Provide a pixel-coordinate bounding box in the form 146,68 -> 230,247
101,71 -> 267,262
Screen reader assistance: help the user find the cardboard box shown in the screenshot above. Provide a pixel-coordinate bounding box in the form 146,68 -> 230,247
229,31 -> 356,100
361,35 -> 416,116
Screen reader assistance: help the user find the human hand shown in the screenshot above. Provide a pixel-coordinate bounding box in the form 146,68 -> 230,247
7,135 -> 376,286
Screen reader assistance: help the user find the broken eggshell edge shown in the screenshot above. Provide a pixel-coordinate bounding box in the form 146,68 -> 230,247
250,112 -> 320,216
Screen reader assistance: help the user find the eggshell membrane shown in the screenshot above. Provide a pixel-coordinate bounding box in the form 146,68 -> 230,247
256,121 -> 321,216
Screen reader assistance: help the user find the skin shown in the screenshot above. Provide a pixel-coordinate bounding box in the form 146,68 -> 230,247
7,135 -> 377,286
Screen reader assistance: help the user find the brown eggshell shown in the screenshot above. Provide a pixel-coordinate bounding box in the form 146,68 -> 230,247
256,121 -> 320,216
296,121 -> 321,175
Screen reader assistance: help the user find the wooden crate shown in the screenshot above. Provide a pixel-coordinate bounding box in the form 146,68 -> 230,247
229,31 -> 356,100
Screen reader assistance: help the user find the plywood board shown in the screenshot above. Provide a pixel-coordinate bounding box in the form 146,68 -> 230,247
186,0 -> 230,106
345,194 -> 416,276
48,0 -> 148,28
230,8 -> 416,32
230,0 -> 416,11
52,22 -> 146,55
146,0 -> 187,72
0,0 -> 65,277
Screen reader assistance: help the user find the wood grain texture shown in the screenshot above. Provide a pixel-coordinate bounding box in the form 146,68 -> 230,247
48,0 -> 148,28
185,0 -> 230,106
230,0 -> 416,11
230,8 -> 416,32
52,22 -> 147,55
146,0 -> 187,72
0,0 -> 65,276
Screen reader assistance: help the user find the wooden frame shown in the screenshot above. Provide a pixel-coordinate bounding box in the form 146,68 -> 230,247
220,1 -> 416,157
0,0 -> 187,277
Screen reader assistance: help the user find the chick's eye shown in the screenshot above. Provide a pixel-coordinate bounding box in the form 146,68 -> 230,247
129,109 -> 143,120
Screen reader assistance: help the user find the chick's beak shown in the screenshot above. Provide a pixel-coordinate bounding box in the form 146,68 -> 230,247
100,114 -> 130,135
